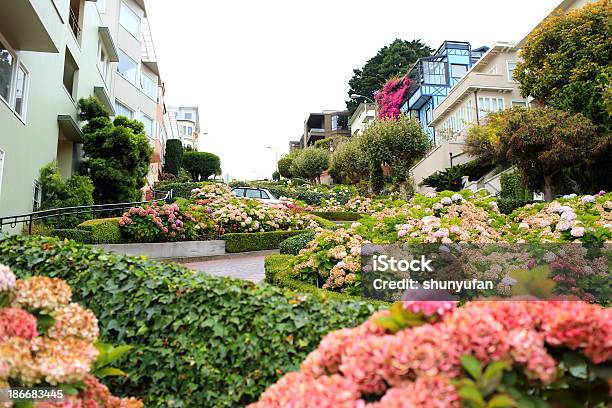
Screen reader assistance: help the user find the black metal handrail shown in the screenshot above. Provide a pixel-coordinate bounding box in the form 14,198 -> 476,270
0,190 -> 173,234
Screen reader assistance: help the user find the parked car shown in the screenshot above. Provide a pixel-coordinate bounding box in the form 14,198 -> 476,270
231,187 -> 286,205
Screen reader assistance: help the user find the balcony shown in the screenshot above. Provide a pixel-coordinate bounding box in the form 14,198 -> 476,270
0,0 -> 58,52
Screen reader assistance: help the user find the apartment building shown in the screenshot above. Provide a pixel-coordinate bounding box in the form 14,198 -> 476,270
302,110 -> 350,147
400,41 -> 488,142
166,105 -> 200,150
349,102 -> 376,137
0,0 -> 169,224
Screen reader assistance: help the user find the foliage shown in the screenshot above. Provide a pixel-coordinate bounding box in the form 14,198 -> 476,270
514,0 -> 612,133
249,300 -> 612,407
224,230 -> 309,253
496,198 -> 542,215
330,137 -> 369,184
50,228 -> 93,244
163,139 -> 184,176
79,98 -> 152,204
289,148 -> 330,184
0,235 -> 378,407
277,155 -> 294,179
421,160 -> 494,192
77,217 -> 122,244
279,232 -> 316,255
153,181 -> 203,199
272,171 -> 280,181
500,170 -> 530,200
374,76 -> 412,119
0,263 -> 142,407
182,151 -> 221,181
119,203 -> 197,243
346,39 -> 432,115
361,115 -> 430,188
308,211 -> 362,221
38,162 -> 95,228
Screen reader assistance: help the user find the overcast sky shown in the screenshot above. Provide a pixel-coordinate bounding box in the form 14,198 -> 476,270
146,0 -> 560,181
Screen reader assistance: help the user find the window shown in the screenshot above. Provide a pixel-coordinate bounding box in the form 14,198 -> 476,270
0,149 -> 4,198
478,97 -> 505,118
180,125 -> 186,135
245,189 -> 261,199
98,42 -> 110,83
141,114 -> 153,137
140,73 -> 157,100
507,61 -> 517,81
232,188 -> 245,197
13,64 -> 28,118
487,65 -> 498,75
114,100 -> 133,118
184,112 -> 192,120
260,190 -> 270,199
451,64 -> 468,78
187,127 -> 193,136
425,108 -> 432,124
117,50 -> 137,85
512,100 -> 527,107
62,48 -> 78,100
0,38 -> 15,103
33,180 -> 42,210
120,2 -> 140,39
97,0 -> 106,13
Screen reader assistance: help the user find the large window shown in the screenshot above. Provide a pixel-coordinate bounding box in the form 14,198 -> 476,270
140,72 -> 157,100
0,35 -> 30,120
0,38 -> 15,103
117,50 -> 137,85
478,97 -> 505,118
114,100 -> 133,119
507,61 -> 517,82
141,114 -> 153,137
120,2 -> 140,39
62,48 -> 79,100
451,64 -> 468,78
184,112 -> 193,120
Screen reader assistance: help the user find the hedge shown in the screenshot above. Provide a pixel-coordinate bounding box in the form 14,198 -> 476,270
497,198 -> 544,215
309,211 -> 362,221
308,215 -> 337,229
224,230 -> 308,253
0,235 -> 378,407
50,228 -> 93,243
265,254 -> 387,306
76,217 -> 122,243
279,232 -> 315,255
153,181 -> 203,199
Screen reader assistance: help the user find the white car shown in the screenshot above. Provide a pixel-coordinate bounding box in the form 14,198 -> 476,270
231,187 -> 286,205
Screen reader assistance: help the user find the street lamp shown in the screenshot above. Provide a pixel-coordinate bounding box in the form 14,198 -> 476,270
266,146 -> 279,177
350,93 -> 374,103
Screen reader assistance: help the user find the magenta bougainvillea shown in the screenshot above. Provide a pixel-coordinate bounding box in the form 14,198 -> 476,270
374,76 -> 412,120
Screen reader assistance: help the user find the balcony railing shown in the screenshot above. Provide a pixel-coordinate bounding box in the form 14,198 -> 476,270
68,7 -> 81,40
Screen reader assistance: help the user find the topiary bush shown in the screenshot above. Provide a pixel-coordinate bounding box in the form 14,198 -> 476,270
76,217 -> 122,244
279,232 -> 315,255
0,235 -> 377,407
224,230 -> 308,253
50,228 -> 93,243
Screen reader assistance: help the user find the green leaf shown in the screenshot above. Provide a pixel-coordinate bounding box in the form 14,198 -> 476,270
487,394 -> 518,408
458,385 -> 485,407
95,367 -> 128,378
461,355 -> 483,381
482,360 -> 510,396
563,351 -> 587,379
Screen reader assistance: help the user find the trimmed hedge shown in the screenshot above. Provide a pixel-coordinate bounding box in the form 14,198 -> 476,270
265,254 -> 387,306
77,217 -> 122,244
50,228 -> 93,243
0,235 -> 378,407
224,230 -> 307,253
498,198 -> 543,215
279,232 -> 315,255
309,211 -> 362,221
308,215 -> 337,229
153,181 -> 202,199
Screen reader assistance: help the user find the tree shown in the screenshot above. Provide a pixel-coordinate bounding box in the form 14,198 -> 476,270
79,97 -> 152,204
361,115 -> 430,192
346,39 -> 431,115
290,148 -> 329,184
330,137 -> 369,184
467,107 -> 603,201
182,151 -> 221,181
514,0 -> 612,133
272,171 -> 280,182
164,139 -> 184,176
277,155 -> 294,179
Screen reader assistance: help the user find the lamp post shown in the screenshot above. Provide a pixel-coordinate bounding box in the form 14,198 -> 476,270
266,146 -> 279,177
350,93 -> 374,103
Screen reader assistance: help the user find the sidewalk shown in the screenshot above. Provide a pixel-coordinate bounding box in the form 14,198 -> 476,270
181,250 -> 278,283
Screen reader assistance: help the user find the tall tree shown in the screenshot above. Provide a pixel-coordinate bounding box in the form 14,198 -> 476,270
290,148 -> 329,184
514,0 -> 612,133
164,139 -> 184,176
346,39 -> 432,115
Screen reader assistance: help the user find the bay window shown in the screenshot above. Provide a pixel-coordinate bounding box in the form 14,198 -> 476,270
117,50 -> 137,85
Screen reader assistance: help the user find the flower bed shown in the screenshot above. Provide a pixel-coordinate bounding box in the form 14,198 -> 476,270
0,264 -> 141,407
248,300 -> 612,407
119,202 -> 197,243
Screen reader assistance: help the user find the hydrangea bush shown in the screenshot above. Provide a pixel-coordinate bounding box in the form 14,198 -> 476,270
248,300 -> 612,407
119,202 -> 197,243
0,264 -> 141,407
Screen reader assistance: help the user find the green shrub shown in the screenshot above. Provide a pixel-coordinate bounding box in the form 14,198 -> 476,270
163,139 -> 184,176
49,228 -> 93,243
265,255 -> 387,306
279,232 -> 315,255
497,198 -> 543,215
309,211 -> 362,221
0,235 -> 377,407
500,170 -> 530,200
224,230 -> 307,253
152,181 -> 202,198
307,215 -> 337,229
77,217 -> 122,243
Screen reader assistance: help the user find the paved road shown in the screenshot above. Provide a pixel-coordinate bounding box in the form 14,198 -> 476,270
182,250 -> 278,283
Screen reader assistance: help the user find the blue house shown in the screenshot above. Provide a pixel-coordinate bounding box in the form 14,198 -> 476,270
400,41 -> 488,143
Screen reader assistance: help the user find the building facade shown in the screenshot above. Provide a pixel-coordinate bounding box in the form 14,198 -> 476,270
0,0 -> 168,225
302,110 -> 350,147
349,102 -> 376,136
166,105 -> 200,150
400,41 -> 488,143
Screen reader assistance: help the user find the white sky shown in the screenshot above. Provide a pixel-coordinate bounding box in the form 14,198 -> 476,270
146,0 -> 560,181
